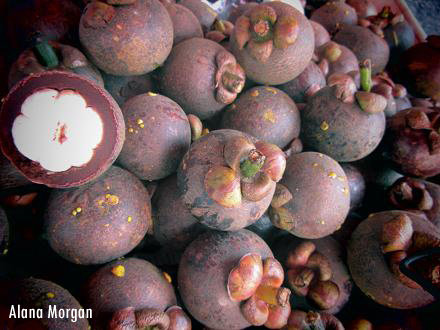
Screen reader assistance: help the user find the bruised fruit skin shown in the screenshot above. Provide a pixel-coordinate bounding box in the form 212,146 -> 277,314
0,70 -> 125,188
389,177 -> 440,229
1,278 -> 89,329
269,152 -> 350,239
310,21 -> 331,50
102,72 -> 155,106
229,1 -> 315,85
79,0 -> 173,76
85,258 -> 177,330
44,166 -> 152,265
8,41 -> 104,89
178,129 -> 285,231
178,229 -> 275,329
286,310 -> 344,330
153,175 -> 206,251
163,2 -> 204,45
310,0 -> 357,34
333,24 -> 390,75
179,0 -> 218,33
220,86 -> 301,148
274,235 -> 353,314
317,41 -> 359,77
0,207 -> 9,257
384,107 -> 440,178
341,163 -> 366,211
278,61 -> 326,104
117,93 -> 191,181
348,211 -> 439,309
5,0 -> 81,56
160,38 -> 245,120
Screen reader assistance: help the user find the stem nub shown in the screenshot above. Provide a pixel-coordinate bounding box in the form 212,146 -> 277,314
240,150 -> 266,179
34,41 -> 59,69
360,59 -> 372,92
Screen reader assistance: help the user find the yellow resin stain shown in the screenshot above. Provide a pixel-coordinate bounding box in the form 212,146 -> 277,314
136,119 -> 143,125
320,121 -> 329,131
328,172 -> 337,179
105,194 -> 119,205
46,292 -> 55,299
163,272 -> 172,283
148,92 -> 157,96
264,110 -> 276,123
127,216 -> 133,223
265,87 -> 277,94
251,90 -> 259,97
112,265 -> 125,277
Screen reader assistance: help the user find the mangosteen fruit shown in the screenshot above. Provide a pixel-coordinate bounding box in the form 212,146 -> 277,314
341,163 -> 366,211
178,129 -> 286,231
160,37 -> 245,120
346,0 -> 377,18
179,0 -> 218,33
229,1 -> 315,85
220,86 -> 301,149
310,0 -> 357,34
310,21 -> 331,51
44,166 -> 152,265
8,41 -> 104,89
84,257 -> 177,329
269,152 -> 350,239
0,70 -> 125,188
286,310 -> 344,330
178,229 -> 291,329
79,0 -> 173,76
348,210 -> 440,308
316,41 -> 359,77
117,92 -> 191,181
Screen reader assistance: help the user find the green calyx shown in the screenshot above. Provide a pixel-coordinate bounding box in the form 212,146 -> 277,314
240,150 -> 266,179
34,41 -> 59,69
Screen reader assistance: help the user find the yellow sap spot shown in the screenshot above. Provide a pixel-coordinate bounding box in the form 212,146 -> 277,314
163,272 -> 172,283
105,194 -> 119,205
264,110 -> 276,123
320,220 -> 326,225
139,124 -> 145,129
76,207 -> 82,213
111,265 -> 125,277
342,187 -> 349,195
128,127 -> 134,133
98,200 -> 104,206
3,249 -> 8,255
46,292 -> 55,299
104,224 -> 110,227
251,90 -> 259,97
265,87 -> 277,94
106,186 -> 111,190
328,172 -> 337,179
127,216 -> 133,223
148,92 -> 157,96
71,210 -> 77,216
313,163 -> 318,167
136,119 -> 144,125
320,121 -> 329,131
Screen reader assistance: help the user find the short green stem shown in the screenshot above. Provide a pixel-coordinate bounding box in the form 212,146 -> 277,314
360,59 -> 372,92
222,71 -> 245,93
34,41 -> 59,69
240,150 -> 265,179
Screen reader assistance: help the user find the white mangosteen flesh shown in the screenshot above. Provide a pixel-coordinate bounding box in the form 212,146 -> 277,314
12,88 -> 104,172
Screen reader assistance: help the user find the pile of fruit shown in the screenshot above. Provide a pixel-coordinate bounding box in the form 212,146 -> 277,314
0,0 -> 439,329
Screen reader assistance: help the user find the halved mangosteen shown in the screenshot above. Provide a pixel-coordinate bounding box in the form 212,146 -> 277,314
0,70 -> 125,188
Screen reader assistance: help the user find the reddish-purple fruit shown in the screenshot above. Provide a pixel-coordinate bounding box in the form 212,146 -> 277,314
153,175 -> 206,251
310,0 -> 358,34
384,107 -> 440,178
333,24 -> 390,75
286,310 -> 344,330
317,41 -> 359,77
229,2 -> 315,85
160,38 -> 245,120
348,211 -> 440,308
162,2 -> 204,45
79,0 -> 173,76
1,278 -> 89,329
102,72 -> 155,106
179,0 -> 218,33
310,21 -> 331,51
0,70 -> 125,188
341,163 -> 366,211
44,166 -> 152,265
269,152 -> 350,239
84,258 -> 177,330
6,0 -> 81,55
228,2 -> 258,24
8,41 -> 103,89
178,229 -> 289,329
278,61 -> 326,104
220,86 -> 301,148
275,236 -> 352,314
178,129 -> 286,231
0,207 -> 8,257
389,177 -> 440,229
117,92 -> 191,181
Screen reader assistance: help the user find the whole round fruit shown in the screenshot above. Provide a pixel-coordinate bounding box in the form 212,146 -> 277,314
164,2 -> 203,45
310,0 -> 357,34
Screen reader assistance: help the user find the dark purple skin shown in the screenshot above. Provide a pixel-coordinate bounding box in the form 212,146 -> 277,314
220,86 -> 301,148
246,212 -> 279,245
341,163 -> 366,211
384,107 -> 440,178
84,258 -> 177,330
273,235 -> 353,314
278,61 -> 326,104
102,72 -> 155,106
317,41 -> 359,76
177,129 -> 276,231
0,207 -> 8,256
310,21 -> 331,50
44,166 -> 152,265
8,42 -> 104,89
388,177 -> 440,229
310,1 -> 358,34
117,93 -> 191,181
179,0 -> 218,33
1,278 -> 89,330
164,3 -> 204,45
0,152 -> 31,191
178,229 -> 273,330
384,21 -> 416,55
333,24 -> 390,75
331,212 -> 364,247
153,175 -> 206,251
348,211 -> 439,309
301,86 -> 386,162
